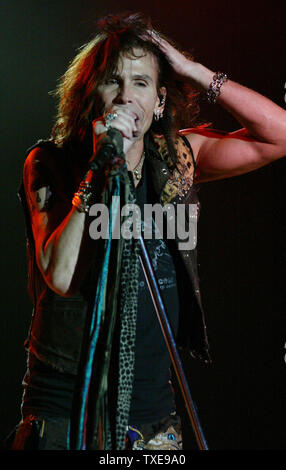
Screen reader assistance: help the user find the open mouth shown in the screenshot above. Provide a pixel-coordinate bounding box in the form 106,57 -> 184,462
133,115 -> 142,137
133,112 -> 139,122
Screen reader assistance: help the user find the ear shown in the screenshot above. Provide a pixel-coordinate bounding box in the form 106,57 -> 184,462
155,86 -> 167,113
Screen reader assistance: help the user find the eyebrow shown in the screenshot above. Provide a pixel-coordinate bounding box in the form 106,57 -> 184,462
111,73 -> 154,83
132,74 -> 153,83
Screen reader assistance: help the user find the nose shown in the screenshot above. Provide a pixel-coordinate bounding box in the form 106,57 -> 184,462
112,81 -> 133,105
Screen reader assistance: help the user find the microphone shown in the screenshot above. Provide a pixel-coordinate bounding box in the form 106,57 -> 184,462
89,128 -> 125,173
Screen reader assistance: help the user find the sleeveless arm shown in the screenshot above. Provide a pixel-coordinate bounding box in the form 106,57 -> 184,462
23,147 -> 98,297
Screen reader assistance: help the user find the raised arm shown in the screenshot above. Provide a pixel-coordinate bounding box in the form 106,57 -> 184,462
153,34 -> 286,182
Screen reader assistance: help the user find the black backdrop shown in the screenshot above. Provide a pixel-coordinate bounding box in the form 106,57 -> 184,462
1,0 -> 285,450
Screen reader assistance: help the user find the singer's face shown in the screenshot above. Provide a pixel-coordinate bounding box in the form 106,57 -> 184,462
97,49 -> 166,141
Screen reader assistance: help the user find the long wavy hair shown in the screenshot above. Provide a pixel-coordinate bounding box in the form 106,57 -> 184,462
51,13 -> 204,161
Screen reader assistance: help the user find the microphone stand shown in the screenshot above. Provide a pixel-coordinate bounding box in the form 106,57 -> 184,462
138,235 -> 209,450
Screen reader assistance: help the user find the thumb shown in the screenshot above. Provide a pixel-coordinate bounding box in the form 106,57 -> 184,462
92,118 -> 106,136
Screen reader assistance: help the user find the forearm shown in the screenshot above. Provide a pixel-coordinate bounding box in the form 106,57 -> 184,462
39,169 -> 101,297
187,62 -> 286,147
42,207 -> 93,296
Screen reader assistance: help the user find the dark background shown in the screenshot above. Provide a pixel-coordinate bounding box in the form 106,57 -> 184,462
1,0 -> 285,450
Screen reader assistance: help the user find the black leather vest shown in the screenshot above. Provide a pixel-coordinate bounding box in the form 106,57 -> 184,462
18,134 -> 211,376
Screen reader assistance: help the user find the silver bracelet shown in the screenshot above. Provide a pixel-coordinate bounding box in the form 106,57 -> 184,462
206,71 -> 228,104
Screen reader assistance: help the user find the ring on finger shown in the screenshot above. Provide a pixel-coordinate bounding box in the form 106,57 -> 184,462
105,112 -> 118,129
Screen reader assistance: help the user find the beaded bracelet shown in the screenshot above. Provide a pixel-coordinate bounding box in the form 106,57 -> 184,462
206,71 -> 228,104
72,180 -> 94,214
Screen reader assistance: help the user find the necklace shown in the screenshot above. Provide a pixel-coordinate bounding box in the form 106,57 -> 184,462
130,151 -> 145,181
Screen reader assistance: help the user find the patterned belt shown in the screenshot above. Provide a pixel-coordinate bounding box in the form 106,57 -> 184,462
126,412 -> 183,450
